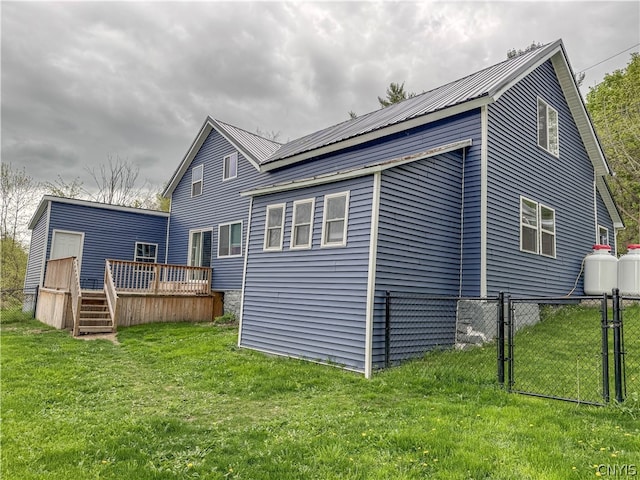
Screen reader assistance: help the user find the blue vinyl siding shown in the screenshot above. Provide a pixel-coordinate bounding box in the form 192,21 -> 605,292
372,152 -> 465,368
45,202 -> 167,289
24,206 -> 49,293
486,60 -> 599,296
241,176 -> 373,371
167,129 -> 260,290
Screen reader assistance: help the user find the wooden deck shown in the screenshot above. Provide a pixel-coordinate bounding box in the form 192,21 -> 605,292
36,258 -> 222,332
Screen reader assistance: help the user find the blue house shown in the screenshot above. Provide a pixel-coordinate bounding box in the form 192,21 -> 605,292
226,40 -> 621,377
24,196 -> 169,312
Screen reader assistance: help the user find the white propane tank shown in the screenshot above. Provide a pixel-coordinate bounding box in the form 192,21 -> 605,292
584,244 -> 618,295
618,244 -> 640,296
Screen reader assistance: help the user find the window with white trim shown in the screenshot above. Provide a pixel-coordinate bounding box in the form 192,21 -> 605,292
520,196 -> 556,258
321,192 -> 349,247
223,152 -> 238,180
191,165 -> 203,197
291,198 -> 315,249
537,97 -> 559,157
218,221 -> 242,257
189,229 -> 212,267
264,204 -> 285,251
134,242 -> 158,263
598,225 -> 609,245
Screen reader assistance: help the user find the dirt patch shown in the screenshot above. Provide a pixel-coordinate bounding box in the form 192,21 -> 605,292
75,332 -> 120,345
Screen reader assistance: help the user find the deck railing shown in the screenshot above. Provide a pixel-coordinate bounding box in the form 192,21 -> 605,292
105,260 -> 211,295
70,257 -> 82,336
104,259 -> 119,327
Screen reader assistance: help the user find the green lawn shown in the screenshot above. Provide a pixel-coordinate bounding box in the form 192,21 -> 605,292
1,309 -> 639,479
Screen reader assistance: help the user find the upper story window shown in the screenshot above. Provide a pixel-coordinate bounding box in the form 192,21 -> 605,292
134,242 -> 158,263
520,196 -> 556,258
191,165 -> 203,197
218,221 -> 242,257
223,152 -> 238,181
264,204 -> 285,251
291,198 -> 315,249
598,225 -> 609,245
321,191 -> 350,247
537,97 -> 559,157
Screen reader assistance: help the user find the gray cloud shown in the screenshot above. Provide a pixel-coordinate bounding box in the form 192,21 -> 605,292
2,1 -> 639,190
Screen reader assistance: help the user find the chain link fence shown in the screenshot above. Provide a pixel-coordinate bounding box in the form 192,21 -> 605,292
384,291 -> 638,406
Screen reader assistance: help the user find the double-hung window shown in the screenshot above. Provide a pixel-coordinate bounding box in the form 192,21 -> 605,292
218,221 -> 242,257
520,196 -> 556,258
537,97 -> 559,157
321,192 -> 349,247
291,199 -> 315,249
191,165 -> 203,197
134,242 -> 158,263
264,204 -> 285,251
598,225 -> 609,246
223,152 -> 238,180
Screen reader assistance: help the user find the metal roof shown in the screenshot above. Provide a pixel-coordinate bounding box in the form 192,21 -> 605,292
212,118 -> 282,164
261,41 -> 560,165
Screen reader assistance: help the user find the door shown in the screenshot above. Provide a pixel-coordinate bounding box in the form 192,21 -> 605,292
50,230 -> 84,272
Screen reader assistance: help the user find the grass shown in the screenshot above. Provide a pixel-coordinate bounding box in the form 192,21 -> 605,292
2,307 -> 639,479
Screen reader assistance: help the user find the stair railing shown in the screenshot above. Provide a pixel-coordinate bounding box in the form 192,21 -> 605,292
104,260 -> 118,330
70,257 -> 82,336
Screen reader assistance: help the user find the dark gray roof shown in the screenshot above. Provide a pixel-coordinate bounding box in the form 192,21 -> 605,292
256,40 -> 561,165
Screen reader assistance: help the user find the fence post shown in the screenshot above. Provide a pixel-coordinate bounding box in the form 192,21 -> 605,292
507,295 -> 514,393
601,293 -> 610,404
497,292 -> 505,386
385,291 -> 391,369
612,288 -> 624,403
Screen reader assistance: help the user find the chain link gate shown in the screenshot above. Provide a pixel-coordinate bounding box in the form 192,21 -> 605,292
500,291 -> 629,405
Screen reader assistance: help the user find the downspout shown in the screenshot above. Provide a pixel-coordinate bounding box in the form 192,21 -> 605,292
593,177 -> 598,244
365,172 -> 382,379
458,148 -> 466,297
238,196 -> 254,347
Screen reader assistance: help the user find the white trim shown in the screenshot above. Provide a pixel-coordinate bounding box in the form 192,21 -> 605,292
164,200 -> 171,265
28,195 -> 169,229
321,191 -> 350,248
191,164 -> 204,197
539,204 -> 556,259
134,242 -> 159,263
263,203 -> 286,251
188,228 -> 213,267
598,225 -> 610,246
38,201 -> 52,287
50,229 -> 85,277
243,139 -> 473,197
536,96 -> 559,158
222,152 -> 238,181
520,196 -> 540,254
238,197 -> 254,347
593,178 -> 599,244
364,173 -> 381,379
480,106 -> 488,297
261,99 -> 487,172
458,148 -> 466,297
290,198 -> 315,250
217,220 -> 243,258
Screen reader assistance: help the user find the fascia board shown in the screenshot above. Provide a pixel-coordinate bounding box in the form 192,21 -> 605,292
242,139 -> 473,197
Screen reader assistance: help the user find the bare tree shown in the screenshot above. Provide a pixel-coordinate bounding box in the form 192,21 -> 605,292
43,174 -> 84,199
0,163 -> 38,245
85,155 -> 153,207
254,127 -> 282,143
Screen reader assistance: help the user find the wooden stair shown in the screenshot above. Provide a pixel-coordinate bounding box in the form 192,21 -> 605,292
76,291 -> 114,334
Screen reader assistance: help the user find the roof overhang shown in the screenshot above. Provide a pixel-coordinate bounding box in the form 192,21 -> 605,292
28,195 -> 169,230
596,176 -> 624,229
242,139 -> 473,197
163,116 -> 263,198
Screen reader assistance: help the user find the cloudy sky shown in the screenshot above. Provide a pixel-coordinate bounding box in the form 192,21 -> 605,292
2,1 -> 639,191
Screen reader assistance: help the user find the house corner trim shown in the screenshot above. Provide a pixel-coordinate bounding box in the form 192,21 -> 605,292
365,172 -> 382,379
